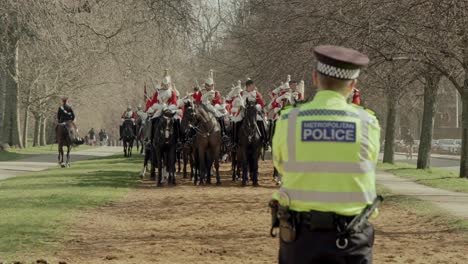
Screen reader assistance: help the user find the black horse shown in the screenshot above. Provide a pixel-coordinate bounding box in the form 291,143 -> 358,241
135,116 -> 145,154
238,99 -> 262,186
139,116 -> 153,179
189,103 -> 221,186
122,119 -> 135,157
151,109 -> 179,186
181,100 -> 198,179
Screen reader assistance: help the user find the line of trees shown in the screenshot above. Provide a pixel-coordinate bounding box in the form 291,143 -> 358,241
188,0 -> 468,178
1,0 -> 467,178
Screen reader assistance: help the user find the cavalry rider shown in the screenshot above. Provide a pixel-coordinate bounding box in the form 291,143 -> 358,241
146,70 -> 180,140
226,80 -> 244,145
194,69 -> 228,138
119,106 -> 138,140
147,70 -> 178,117
190,85 -> 201,100
136,104 -> 146,120
56,96 -> 83,145
231,79 -> 269,148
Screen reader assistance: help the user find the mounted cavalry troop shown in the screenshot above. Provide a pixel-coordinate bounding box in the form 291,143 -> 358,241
116,69 -> 306,187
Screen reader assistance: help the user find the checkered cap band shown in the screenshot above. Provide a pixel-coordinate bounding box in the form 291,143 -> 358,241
316,61 -> 360,80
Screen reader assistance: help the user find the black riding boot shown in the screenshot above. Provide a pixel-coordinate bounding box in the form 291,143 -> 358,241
218,117 -> 227,139
257,120 -> 269,150
234,121 -> 242,148
230,121 -> 235,147
119,125 -> 123,140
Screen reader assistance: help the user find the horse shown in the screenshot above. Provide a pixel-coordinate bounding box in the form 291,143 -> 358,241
139,115 -> 154,179
122,119 -> 135,157
189,102 -> 221,185
135,116 -> 145,154
151,109 -> 179,186
238,99 -> 263,186
56,121 -> 78,168
181,100 -> 198,179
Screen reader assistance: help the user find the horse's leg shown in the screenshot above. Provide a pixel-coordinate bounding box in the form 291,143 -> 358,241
231,150 -> 237,182
156,150 -> 163,186
197,143 -> 205,185
58,143 -> 64,166
241,148 -> 249,186
252,147 -> 261,186
212,136 -> 221,185
170,145 -> 177,185
182,148 -> 188,178
66,144 -> 71,167
177,149 -> 181,173
150,146 -> 156,181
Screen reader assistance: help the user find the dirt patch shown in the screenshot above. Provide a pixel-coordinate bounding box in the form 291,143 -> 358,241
47,161 -> 468,264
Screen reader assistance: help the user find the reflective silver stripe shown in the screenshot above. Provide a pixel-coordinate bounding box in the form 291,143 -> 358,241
283,160 -> 375,174
357,109 -> 370,161
287,108 -> 301,161
280,187 -> 376,203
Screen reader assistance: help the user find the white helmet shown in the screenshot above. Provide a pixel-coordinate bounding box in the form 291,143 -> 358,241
205,69 -> 214,86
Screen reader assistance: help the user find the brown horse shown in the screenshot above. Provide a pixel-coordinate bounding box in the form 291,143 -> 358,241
56,121 -> 79,168
190,102 -> 222,185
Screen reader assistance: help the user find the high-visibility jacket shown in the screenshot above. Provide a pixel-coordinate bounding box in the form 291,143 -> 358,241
272,90 -> 380,216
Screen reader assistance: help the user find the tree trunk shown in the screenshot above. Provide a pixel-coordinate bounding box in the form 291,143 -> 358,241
33,114 -> 40,147
2,41 -> 23,148
0,70 -> 6,143
417,71 -> 441,169
383,96 -> 398,164
22,89 -> 32,148
460,89 -> 468,178
40,116 -> 47,146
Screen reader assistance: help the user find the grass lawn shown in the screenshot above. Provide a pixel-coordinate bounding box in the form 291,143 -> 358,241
378,162 -> 468,193
0,144 -> 95,161
377,186 -> 468,234
0,154 -> 140,260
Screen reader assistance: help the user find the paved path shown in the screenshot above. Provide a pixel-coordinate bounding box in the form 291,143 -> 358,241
379,152 -> 460,171
377,171 -> 468,219
0,146 -> 121,180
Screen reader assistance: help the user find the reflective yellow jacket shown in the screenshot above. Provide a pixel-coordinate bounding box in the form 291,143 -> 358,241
272,90 -> 381,216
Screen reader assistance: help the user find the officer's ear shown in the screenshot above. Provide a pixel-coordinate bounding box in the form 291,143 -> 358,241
347,79 -> 357,93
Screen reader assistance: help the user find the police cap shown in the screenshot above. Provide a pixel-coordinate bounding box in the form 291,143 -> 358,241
314,45 -> 369,80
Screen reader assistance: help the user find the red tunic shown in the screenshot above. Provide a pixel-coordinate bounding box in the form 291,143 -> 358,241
145,89 -> 178,111
241,90 -> 265,108
194,89 -> 222,105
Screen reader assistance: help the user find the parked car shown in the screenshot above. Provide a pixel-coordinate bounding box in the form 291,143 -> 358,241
437,139 -> 458,154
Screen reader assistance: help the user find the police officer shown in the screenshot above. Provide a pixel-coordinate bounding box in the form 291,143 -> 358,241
271,45 -> 381,264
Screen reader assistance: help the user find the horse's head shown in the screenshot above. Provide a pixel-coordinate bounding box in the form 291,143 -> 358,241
244,98 -> 259,122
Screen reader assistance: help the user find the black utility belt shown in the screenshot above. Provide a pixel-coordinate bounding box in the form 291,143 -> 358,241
296,210 -> 356,231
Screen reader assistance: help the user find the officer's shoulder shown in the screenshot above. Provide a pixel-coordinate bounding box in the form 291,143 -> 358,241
351,104 -> 379,122
278,104 -> 303,120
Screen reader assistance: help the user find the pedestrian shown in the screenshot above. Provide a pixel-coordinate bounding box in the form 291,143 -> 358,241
403,129 -> 414,159
271,45 -> 381,264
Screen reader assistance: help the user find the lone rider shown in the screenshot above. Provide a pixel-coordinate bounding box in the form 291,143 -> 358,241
56,96 -> 82,145
119,106 -> 138,140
